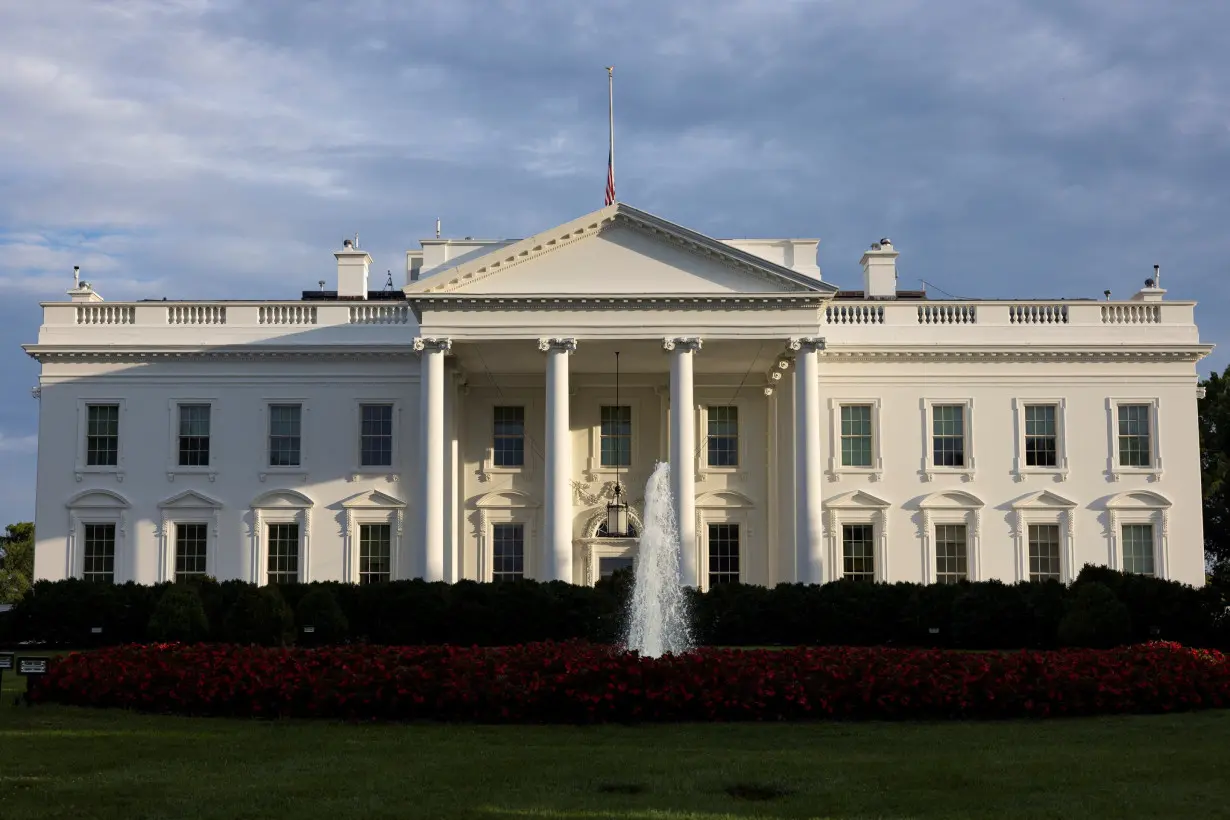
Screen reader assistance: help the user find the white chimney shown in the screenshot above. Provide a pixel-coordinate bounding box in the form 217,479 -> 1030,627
334,239 -> 372,299
860,238 -> 898,299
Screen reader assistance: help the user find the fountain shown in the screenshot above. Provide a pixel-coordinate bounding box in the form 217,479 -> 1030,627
623,461 -> 694,657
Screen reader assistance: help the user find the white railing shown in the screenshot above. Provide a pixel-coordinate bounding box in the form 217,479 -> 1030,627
76,305 -> 135,325
349,304 -> 411,325
918,304 -> 977,325
167,305 -> 227,325
1009,304 -> 1068,324
1102,304 -> 1161,324
825,304 -> 884,325
259,305 -> 317,325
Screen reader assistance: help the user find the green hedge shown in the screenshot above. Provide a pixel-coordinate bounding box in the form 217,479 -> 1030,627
3,565 -> 1228,650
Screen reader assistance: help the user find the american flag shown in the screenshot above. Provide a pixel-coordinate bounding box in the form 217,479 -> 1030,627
604,147 -> 616,206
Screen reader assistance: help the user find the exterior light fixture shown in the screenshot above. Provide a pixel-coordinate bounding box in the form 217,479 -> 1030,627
605,350 -> 630,537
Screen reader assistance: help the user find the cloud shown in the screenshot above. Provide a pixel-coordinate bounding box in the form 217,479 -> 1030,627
0,433 -> 38,454
0,0 -> 1226,524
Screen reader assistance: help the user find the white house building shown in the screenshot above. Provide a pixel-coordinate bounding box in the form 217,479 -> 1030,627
25,203 -> 1213,589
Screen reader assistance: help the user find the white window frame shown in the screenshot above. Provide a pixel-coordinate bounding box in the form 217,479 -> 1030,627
1105,491 -> 1171,578
696,399 -> 749,478
1012,398 -> 1068,481
166,398 -> 218,482
479,396 -> 538,482
352,399 -> 403,480
578,508 -> 644,586
341,490 -> 406,583
824,490 -> 891,582
75,398 -> 127,482
65,489 -> 130,583
260,400 -> 309,481
156,490 -> 222,582
1107,397 -> 1163,481
478,512 -> 536,583
1010,491 -> 1077,583
918,491 -> 984,583
585,396 -> 642,481
922,398 -> 975,482
828,398 -> 883,482
698,508 -> 752,592
249,490 -> 314,584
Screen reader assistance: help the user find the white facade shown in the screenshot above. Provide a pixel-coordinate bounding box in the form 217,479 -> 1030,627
25,203 -> 1213,588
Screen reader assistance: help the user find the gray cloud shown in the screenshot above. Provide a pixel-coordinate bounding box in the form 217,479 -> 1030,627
0,0 -> 1225,524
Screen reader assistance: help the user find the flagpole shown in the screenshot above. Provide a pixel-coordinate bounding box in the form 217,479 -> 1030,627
606,65 -> 615,203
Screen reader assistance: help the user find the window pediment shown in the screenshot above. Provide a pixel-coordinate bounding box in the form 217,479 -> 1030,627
1011,490 -> 1077,510
251,489 -> 314,509
824,490 -> 891,510
66,489 -> 130,509
695,490 -> 754,509
158,489 -> 223,510
474,490 -> 540,509
340,489 -> 406,509
1105,490 -> 1171,510
918,490 -> 984,510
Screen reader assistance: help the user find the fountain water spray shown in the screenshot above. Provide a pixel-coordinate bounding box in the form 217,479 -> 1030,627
623,461 -> 693,657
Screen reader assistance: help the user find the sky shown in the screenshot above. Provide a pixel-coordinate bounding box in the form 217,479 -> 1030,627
0,0 -> 1226,527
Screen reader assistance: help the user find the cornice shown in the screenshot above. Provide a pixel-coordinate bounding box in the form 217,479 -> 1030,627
24,346 -> 420,363
406,293 -> 829,318
820,347 -> 1212,363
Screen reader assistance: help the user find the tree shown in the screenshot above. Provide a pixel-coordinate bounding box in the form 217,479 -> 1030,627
1200,367 -> 1230,572
0,522 -> 34,604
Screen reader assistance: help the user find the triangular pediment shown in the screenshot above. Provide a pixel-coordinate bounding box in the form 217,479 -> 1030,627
406,203 -> 835,296
696,490 -> 755,508
825,490 -> 892,510
1011,490 -> 1077,510
158,489 -> 223,510
340,489 -> 406,509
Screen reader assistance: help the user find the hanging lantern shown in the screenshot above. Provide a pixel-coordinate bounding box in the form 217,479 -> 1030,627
606,482 -> 629,538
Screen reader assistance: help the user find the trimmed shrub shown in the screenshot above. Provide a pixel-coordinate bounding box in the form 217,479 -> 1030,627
1059,582 -> 1132,648
147,583 -> 210,643
295,586 -> 348,647
223,585 -> 295,647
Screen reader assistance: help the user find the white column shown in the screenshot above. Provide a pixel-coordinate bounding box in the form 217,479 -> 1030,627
414,336 -> 451,581
665,337 -> 702,587
540,337 -> 577,582
790,337 -> 825,584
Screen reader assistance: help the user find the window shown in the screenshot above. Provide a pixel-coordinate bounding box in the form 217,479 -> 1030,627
360,404 -> 393,467
82,523 -> 116,583
86,404 -> 119,467
358,523 -> 391,584
598,557 -> 634,580
267,523 -> 300,584
934,524 -> 968,584
1118,405 -> 1152,467
841,405 -> 873,468
932,405 -> 965,467
706,406 -> 738,467
493,406 -> 525,468
842,524 -> 875,581
600,405 -> 631,468
177,404 -> 211,467
707,523 -> 740,586
1024,405 -> 1058,468
1028,524 -> 1061,582
269,404 -> 302,467
492,523 -> 524,581
1122,524 -> 1155,576
174,523 -> 208,581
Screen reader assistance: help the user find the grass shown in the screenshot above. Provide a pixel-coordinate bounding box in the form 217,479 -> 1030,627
2,677 -> 1229,820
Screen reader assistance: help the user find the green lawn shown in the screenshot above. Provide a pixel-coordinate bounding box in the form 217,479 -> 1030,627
2,665 -> 1229,820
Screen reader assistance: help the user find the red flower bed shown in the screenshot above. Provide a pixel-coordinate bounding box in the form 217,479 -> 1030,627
24,641 -> 1230,722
